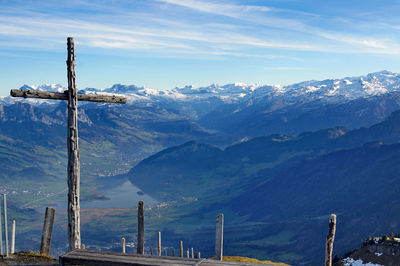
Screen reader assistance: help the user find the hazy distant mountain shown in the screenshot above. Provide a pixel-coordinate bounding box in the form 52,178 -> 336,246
4,70 -> 400,138
127,109 -> 400,200
0,100 -> 212,183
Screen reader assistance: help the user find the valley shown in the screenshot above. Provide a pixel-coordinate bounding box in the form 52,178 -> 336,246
2,71 -> 400,265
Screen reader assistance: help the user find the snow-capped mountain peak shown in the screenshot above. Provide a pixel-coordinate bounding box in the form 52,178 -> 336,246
3,70 -> 400,107
20,84 -> 66,93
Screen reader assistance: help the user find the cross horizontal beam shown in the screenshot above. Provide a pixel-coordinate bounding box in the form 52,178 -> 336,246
10,89 -> 127,104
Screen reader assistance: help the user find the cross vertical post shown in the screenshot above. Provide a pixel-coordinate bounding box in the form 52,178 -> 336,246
67,37 -> 81,251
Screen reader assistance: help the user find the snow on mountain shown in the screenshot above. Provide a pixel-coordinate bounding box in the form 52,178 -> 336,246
3,70 -> 400,106
100,70 -> 400,104
171,83 -> 264,103
1,84 -> 67,106
284,70 -> 400,102
80,84 -> 187,103
342,257 -> 383,266
20,84 -> 65,93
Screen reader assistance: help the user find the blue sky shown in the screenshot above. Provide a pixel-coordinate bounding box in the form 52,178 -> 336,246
1,0 -> 400,95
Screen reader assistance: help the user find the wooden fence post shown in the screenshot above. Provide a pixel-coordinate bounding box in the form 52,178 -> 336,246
158,232 -> 161,256
186,249 -> 189,258
3,194 -> 9,257
137,201 -> 144,255
191,247 -> 194,258
215,213 -> 224,261
0,196 -> 2,255
325,214 -> 337,266
122,237 -> 126,254
40,207 -> 56,255
10,220 -> 15,254
172,248 -> 175,257
164,249 -> 167,256
180,240 -> 183,258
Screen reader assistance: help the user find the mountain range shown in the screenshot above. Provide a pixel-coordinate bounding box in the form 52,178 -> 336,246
3,70 -> 400,138
124,110 -> 400,265
2,70 -> 400,265
3,70 -> 398,104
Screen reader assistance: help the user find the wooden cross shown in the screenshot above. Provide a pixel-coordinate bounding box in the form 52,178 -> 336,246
10,37 -> 127,251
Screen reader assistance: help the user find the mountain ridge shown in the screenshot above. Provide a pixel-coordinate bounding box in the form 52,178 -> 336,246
123,108 -> 400,265
6,70 -> 400,139
2,70 -> 399,105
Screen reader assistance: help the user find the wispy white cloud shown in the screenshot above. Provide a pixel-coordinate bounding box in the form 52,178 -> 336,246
0,14 -> 323,54
2,0 -> 400,94
156,0 -> 308,31
157,0 -> 273,17
156,0 -> 400,54
1,0 -> 400,58
0,51 -> 35,58
318,32 -> 388,49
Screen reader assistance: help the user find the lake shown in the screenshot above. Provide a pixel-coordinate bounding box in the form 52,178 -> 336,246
45,178 -> 158,210
82,179 -> 158,208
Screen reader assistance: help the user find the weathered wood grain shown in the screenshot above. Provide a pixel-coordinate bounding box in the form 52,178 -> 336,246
0,198 -> 2,255
60,249 -> 276,266
158,232 -> 161,256
10,89 -> 127,103
137,201 -> 144,255
40,207 -> 55,255
325,214 -> 337,266
10,89 -> 67,100
67,37 -> 81,251
10,220 -> 15,254
3,194 -> 9,256
215,214 -> 224,261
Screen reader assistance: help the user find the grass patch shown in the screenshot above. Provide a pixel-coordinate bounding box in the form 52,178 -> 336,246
221,256 -> 290,265
14,251 -> 55,259
246,231 -> 296,247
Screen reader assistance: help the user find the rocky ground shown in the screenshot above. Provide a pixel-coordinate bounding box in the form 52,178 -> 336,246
334,236 -> 400,266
